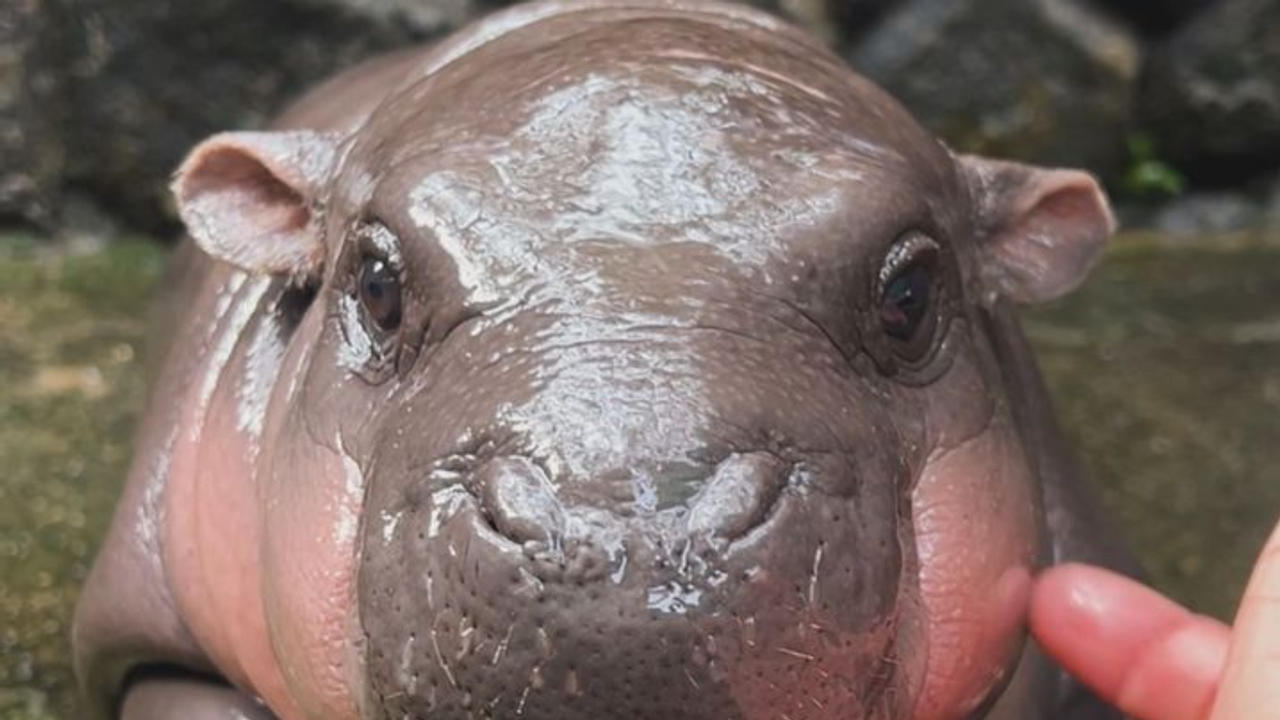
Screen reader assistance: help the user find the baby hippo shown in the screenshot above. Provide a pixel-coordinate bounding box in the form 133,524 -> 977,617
73,1 -> 1131,718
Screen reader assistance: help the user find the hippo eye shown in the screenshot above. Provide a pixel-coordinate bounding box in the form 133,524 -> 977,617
882,264 -> 931,340
878,233 -> 941,362
358,255 -> 402,332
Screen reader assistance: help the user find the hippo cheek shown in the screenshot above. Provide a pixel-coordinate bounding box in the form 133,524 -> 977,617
357,456 -> 917,720
909,415 -> 1040,720
257,416 -> 367,720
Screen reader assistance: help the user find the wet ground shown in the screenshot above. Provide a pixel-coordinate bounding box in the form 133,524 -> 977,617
1,230 -> 1277,718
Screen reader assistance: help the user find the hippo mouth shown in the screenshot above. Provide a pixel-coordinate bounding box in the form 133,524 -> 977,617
359,446 -> 914,720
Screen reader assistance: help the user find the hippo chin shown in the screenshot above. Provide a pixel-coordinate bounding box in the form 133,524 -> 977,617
72,1 -> 1135,718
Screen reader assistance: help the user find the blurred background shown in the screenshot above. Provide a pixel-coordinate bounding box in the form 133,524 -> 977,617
1,0 -> 1277,717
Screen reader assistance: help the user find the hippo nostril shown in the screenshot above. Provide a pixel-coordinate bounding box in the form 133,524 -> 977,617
686,452 -> 791,543
475,456 -> 566,546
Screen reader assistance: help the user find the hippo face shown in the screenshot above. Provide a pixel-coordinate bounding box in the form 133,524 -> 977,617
162,2 -> 1114,719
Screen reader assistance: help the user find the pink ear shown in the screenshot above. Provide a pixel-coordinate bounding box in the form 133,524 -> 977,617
172,131 -> 339,279
960,154 -> 1116,305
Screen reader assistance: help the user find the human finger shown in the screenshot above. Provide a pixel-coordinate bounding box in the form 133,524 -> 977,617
1030,563 -> 1230,720
1211,521 -> 1280,720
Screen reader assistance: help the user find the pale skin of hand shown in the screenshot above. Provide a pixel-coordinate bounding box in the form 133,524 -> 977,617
1030,519 -> 1280,720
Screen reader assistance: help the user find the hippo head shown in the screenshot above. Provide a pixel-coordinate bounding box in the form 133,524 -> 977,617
168,2 -> 1112,719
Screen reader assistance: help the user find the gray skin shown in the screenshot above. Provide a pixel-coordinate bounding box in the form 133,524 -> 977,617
72,2 -> 1136,719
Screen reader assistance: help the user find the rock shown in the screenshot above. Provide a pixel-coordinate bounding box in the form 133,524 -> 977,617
1149,191 -> 1264,235
36,0 -> 526,233
0,0 -> 68,227
784,0 -> 899,45
1140,0 -> 1280,184
288,0 -> 491,30
1263,171 -> 1280,230
47,0 -> 481,232
848,0 -> 1140,179
1088,0 -> 1213,35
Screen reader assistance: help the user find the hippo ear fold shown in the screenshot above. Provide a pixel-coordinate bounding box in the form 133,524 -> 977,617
172,130 -> 340,279
959,154 -> 1115,305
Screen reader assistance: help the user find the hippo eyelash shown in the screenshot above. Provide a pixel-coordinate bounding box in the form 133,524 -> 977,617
357,219 -> 403,267
877,232 -> 939,291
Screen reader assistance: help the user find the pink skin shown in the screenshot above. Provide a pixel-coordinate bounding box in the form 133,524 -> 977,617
165,291 -> 364,720
258,310 -> 364,720
910,418 -> 1039,720
259,435 -> 363,720
163,274 -> 306,719
1032,517 -> 1280,720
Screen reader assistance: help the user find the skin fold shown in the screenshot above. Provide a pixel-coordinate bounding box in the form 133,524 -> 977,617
72,2 -> 1134,718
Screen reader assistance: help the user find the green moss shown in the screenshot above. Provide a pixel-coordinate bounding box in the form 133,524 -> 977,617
1028,230 -> 1280,620
0,236 -> 165,720
1119,133 -> 1186,199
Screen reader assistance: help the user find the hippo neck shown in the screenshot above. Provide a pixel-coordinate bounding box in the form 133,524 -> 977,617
980,301 -> 1140,573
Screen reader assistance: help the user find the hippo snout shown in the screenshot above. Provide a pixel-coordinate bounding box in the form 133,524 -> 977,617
474,457 -> 567,548
469,452 -> 791,554
361,440 -> 911,720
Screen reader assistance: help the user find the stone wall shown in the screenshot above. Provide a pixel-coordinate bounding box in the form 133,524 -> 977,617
2,0 -> 1277,232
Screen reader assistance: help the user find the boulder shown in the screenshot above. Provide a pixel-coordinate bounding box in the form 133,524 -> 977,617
787,0 -> 899,45
1088,0 -> 1213,36
1150,191 -> 1264,235
50,0 -> 498,231
0,0 -> 68,227
848,0 -> 1140,179
1140,0 -> 1280,185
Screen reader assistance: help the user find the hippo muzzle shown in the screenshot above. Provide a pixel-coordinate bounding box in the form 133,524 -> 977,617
358,299 -> 918,718
71,2 -> 1118,719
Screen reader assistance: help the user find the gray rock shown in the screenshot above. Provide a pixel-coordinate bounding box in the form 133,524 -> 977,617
1264,171 -> 1280,230
50,0 -> 480,231
785,0 -> 898,45
288,0 -> 491,30
1150,191 -> 1264,235
848,0 -> 1140,179
1140,0 -> 1280,183
1088,0 -> 1213,35
0,0 -> 68,227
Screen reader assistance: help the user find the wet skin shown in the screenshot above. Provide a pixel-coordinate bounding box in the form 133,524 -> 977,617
71,2 -> 1134,719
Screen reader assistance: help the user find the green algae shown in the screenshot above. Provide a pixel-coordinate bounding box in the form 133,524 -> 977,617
1028,230 -> 1280,621
0,237 -> 164,720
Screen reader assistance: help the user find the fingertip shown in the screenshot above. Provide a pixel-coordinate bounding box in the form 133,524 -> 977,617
1030,565 -> 1124,697
1031,564 -> 1230,720
1028,563 -> 1094,635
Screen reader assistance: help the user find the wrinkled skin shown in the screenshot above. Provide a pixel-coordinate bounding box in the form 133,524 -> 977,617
72,2 -> 1135,719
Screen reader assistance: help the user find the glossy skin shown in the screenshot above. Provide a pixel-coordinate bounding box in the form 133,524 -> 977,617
72,2 -> 1130,719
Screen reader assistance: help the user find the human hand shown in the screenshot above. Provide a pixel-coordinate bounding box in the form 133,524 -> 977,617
1030,521 -> 1280,720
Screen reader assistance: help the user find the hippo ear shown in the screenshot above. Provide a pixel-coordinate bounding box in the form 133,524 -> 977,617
172,130 -> 340,279
959,154 -> 1115,305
